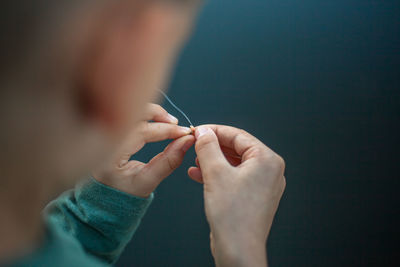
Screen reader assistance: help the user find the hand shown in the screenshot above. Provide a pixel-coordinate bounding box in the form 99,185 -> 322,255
188,125 -> 286,267
93,103 -> 195,198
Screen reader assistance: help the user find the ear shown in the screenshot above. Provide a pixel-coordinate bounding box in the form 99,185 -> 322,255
75,3 -> 185,135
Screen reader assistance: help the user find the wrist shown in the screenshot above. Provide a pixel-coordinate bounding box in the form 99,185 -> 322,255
212,231 -> 268,267
91,173 -> 153,198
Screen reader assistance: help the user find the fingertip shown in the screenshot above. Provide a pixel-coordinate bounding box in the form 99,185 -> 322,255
195,126 -> 213,139
146,104 -> 177,124
167,114 -> 179,124
179,126 -> 193,136
194,126 -> 229,172
188,167 -> 203,184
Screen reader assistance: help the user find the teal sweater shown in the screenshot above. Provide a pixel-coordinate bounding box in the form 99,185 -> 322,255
10,178 -> 153,267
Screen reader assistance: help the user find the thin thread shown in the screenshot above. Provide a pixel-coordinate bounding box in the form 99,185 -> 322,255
159,90 -> 194,127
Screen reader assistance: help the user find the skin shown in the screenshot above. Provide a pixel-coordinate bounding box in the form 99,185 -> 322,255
0,1 -> 285,266
93,103 -> 195,198
190,125 -> 286,267
94,122 -> 285,267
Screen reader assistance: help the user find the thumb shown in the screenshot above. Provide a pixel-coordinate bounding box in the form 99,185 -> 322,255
195,126 -> 229,175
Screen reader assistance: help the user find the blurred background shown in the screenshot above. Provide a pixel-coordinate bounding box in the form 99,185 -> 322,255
117,0 -> 399,266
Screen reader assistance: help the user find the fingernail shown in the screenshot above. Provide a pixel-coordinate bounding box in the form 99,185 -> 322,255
195,126 -> 211,139
167,114 -> 178,124
179,126 -> 192,135
182,140 -> 193,152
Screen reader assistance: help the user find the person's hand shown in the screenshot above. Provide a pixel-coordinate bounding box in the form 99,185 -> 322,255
188,125 -> 286,267
93,103 -> 195,198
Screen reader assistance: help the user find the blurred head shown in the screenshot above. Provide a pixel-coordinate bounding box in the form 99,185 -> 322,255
0,0 -> 201,192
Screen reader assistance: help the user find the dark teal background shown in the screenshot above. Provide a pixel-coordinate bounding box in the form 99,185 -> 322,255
117,1 -> 400,266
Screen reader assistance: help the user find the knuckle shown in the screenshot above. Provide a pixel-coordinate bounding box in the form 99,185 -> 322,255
275,155 -> 286,171
238,128 -> 249,137
270,155 -> 285,174
163,153 -> 181,171
167,156 -> 180,170
260,153 -> 285,174
282,176 -> 287,190
156,104 -> 167,114
251,147 -> 266,159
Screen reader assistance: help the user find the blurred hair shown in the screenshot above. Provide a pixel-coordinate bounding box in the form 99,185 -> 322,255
0,0 -> 197,85
1,1 -> 70,78
0,1 -> 111,85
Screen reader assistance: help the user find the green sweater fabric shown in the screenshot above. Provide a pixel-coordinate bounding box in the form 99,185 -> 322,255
10,178 -> 154,267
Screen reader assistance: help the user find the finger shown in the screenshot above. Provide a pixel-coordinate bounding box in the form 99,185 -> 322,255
225,154 -> 242,167
198,124 -> 273,162
220,146 -> 242,167
143,103 -> 178,124
195,151 -> 240,168
194,126 -> 230,176
122,122 -> 191,155
117,160 -> 145,176
140,135 -> 195,183
118,122 -> 192,164
143,122 -> 192,143
221,145 -> 241,158
188,166 -> 203,184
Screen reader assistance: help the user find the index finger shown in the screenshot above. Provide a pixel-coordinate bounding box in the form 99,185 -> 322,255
143,103 -> 178,124
197,124 -> 273,161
